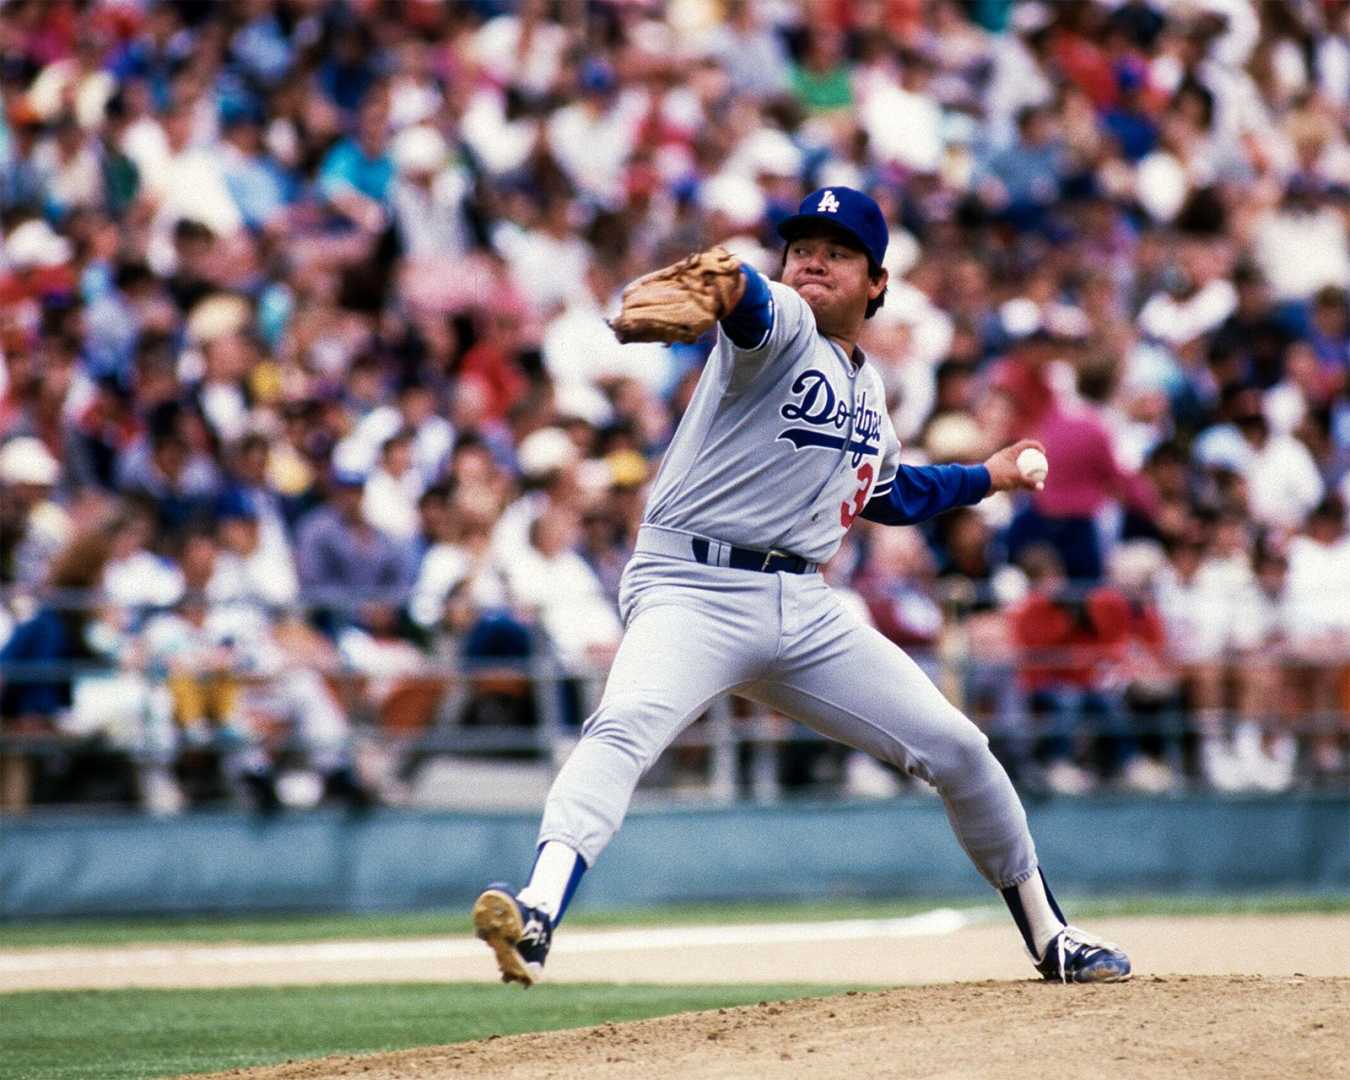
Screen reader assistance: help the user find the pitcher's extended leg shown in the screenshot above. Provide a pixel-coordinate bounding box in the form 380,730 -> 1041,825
749,582 -> 1129,981
750,602 -> 1037,889
477,563 -> 780,986
537,597 -> 763,870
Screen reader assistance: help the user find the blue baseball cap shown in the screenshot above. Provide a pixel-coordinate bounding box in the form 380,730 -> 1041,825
777,186 -> 888,269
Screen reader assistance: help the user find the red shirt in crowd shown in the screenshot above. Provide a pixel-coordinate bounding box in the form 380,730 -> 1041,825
1010,586 -> 1166,692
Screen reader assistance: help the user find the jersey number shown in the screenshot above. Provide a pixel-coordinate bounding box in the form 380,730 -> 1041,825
839,463 -> 875,529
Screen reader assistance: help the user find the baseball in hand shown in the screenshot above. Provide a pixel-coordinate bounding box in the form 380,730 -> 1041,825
1016,447 -> 1049,488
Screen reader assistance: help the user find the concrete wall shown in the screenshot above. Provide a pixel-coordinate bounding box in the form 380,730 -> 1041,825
2,795 -> 1347,920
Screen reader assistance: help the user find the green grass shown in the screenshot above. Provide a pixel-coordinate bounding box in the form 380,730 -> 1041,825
0,982 -> 853,1080
2,892 -> 1347,950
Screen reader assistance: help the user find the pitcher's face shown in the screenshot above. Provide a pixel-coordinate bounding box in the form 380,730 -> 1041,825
782,233 -> 884,335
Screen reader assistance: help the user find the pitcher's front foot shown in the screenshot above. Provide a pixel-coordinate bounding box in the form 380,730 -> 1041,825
1036,926 -> 1132,983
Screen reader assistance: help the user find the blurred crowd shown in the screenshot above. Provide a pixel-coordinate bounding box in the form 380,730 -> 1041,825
2,0 -> 1350,813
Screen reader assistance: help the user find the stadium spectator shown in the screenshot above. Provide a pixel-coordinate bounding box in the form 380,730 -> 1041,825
361,428 -> 426,543
295,467 -> 412,634
115,401 -> 224,532
1230,542 -> 1299,793
210,489 -> 299,611
1006,361 -> 1159,582
102,498 -> 182,618
856,527 -> 945,656
1009,545 -> 1170,794
502,502 -> 621,677
389,123 -> 473,266
139,529 -> 366,812
318,93 -> 395,233
1283,497 -> 1350,784
0,436 -> 70,593
705,0 -> 792,100
0,520 -> 160,811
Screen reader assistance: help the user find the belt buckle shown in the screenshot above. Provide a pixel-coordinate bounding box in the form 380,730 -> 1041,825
761,548 -> 786,572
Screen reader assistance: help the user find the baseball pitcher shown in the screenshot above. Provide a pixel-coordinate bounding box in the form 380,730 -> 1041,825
474,187 -> 1130,987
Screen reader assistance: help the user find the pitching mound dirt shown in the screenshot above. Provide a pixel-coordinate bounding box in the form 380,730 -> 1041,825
191,975 -> 1348,1080
11,913 -> 1347,991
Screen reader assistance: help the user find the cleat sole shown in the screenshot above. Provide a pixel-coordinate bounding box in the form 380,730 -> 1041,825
473,889 -> 537,987
1074,964 -> 1133,984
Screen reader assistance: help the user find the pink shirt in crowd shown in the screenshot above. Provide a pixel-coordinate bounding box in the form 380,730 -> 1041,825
1033,405 -> 1158,519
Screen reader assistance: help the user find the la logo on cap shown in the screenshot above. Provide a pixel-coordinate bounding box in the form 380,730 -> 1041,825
816,190 -> 840,213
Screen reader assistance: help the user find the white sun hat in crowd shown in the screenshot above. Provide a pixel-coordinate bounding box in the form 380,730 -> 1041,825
517,426 -> 580,480
4,219 -> 72,270
0,436 -> 61,486
392,125 -> 449,175
733,128 -> 803,180
186,293 -> 252,344
701,173 -> 766,230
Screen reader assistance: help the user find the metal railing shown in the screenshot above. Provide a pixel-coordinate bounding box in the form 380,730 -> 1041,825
1,590 -> 1347,812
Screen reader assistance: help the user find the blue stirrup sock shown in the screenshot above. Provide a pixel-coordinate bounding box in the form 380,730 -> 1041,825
1001,868 -> 1067,959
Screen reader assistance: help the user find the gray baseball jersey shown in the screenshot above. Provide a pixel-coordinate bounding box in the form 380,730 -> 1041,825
643,281 -> 901,564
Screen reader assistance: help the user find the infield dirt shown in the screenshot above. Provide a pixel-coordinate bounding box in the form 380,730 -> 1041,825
154,912 -> 1350,1080
189,975 -> 1348,1080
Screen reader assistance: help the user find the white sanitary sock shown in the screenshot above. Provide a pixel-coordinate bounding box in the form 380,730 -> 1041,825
516,841 -> 582,920
1016,871 -> 1066,958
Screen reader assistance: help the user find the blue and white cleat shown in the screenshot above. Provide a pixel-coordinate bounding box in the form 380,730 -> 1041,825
1036,925 -> 1132,983
472,883 -> 553,987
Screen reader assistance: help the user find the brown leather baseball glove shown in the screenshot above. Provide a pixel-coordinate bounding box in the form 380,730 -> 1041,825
608,246 -> 747,344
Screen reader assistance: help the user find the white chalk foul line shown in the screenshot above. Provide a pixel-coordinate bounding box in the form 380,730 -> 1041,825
0,908 -> 984,974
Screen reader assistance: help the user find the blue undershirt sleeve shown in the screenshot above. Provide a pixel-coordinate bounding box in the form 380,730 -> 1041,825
860,463 -> 991,525
719,264 -> 774,349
